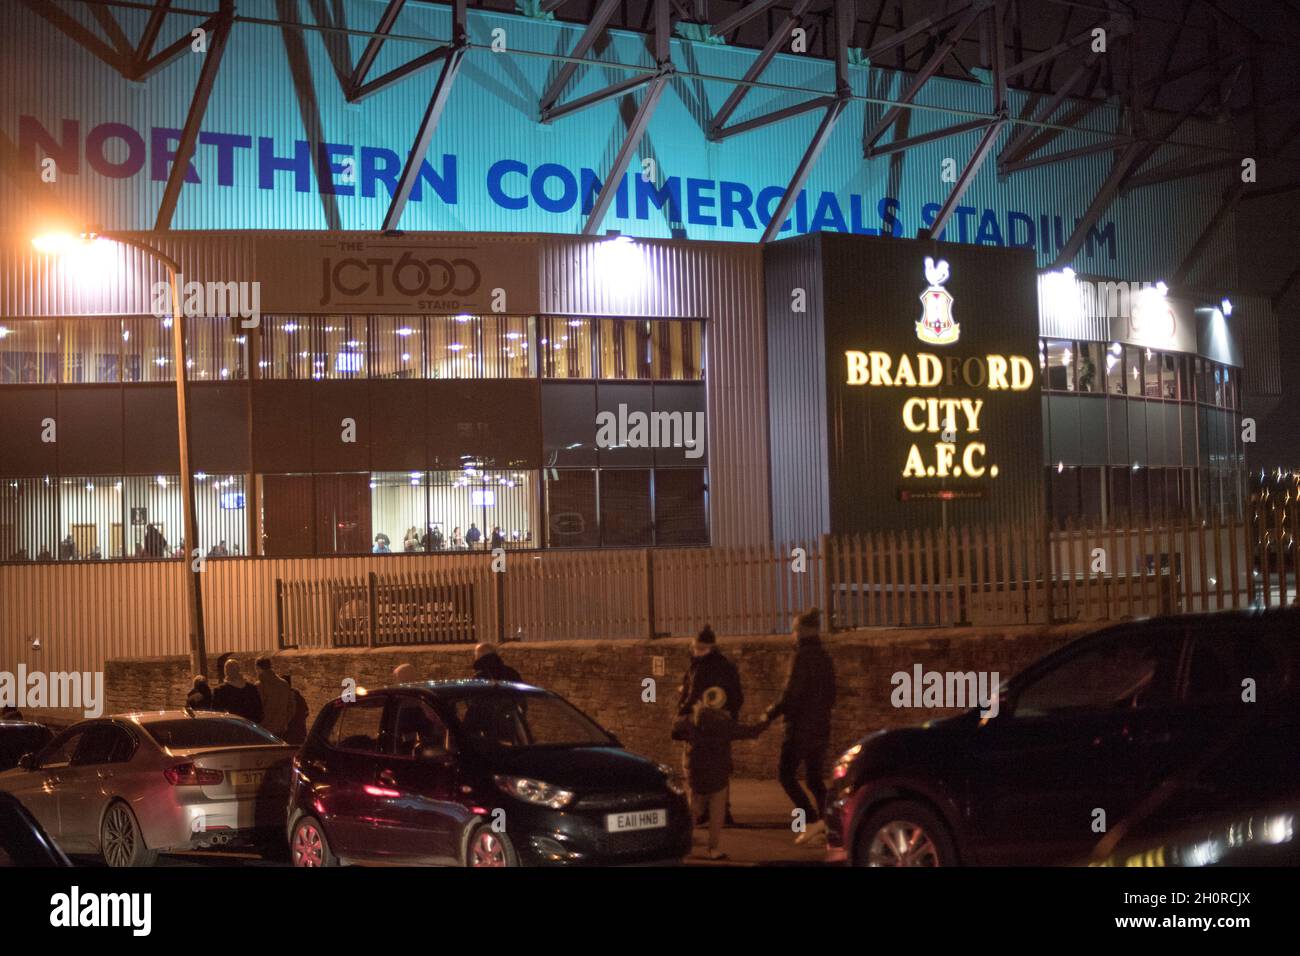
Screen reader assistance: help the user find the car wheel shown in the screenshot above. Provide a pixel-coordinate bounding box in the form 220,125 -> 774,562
290,816 -> 337,867
100,801 -> 159,868
854,800 -> 957,867
465,825 -> 518,867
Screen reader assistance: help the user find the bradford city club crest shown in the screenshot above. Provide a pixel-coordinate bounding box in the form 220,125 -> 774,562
916,257 -> 960,345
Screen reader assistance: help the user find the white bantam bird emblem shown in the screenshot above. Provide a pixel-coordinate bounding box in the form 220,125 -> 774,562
917,256 -> 959,345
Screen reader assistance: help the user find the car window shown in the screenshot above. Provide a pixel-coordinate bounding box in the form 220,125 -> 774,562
1014,629 -> 1184,718
449,692 -> 611,750
37,730 -> 84,769
388,699 -> 451,759
328,700 -> 387,753
72,725 -> 135,766
143,718 -> 280,749
1186,627 -> 1294,706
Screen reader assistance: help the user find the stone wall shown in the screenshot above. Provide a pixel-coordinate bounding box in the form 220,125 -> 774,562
105,622 -> 1102,777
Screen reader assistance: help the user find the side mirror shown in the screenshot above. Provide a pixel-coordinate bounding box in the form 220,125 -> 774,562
17,753 -> 35,771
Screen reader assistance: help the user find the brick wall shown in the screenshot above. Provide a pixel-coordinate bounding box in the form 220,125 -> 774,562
105,623 -> 1102,777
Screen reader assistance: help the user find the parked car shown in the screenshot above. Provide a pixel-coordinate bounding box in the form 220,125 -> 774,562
287,680 -> 692,866
0,791 -> 71,867
0,710 -> 297,867
0,720 -> 54,771
826,608 -> 1300,866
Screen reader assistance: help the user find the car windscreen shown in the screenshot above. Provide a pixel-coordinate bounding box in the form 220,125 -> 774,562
143,718 -> 281,749
447,693 -> 612,750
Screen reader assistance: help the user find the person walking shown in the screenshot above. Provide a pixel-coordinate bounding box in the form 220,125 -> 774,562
211,658 -> 264,725
763,608 -> 836,846
472,642 -> 522,682
671,686 -> 768,860
677,625 -> 744,825
255,656 -> 294,738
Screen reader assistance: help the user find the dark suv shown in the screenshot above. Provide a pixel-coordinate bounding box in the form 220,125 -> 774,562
287,680 -> 692,866
826,608 -> 1300,866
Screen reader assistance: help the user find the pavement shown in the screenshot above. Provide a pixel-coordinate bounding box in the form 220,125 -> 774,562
681,779 -> 833,867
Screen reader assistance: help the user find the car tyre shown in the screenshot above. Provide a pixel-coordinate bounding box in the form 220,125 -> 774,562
290,816 -> 337,867
465,824 -> 518,867
854,799 -> 957,867
100,801 -> 159,868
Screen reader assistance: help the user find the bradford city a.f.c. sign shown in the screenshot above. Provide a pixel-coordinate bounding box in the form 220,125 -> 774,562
916,257 -> 960,346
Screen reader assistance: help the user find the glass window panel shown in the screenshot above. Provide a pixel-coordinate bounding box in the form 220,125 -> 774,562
370,316 -> 424,380
0,319 -> 59,384
426,315 -> 534,380
0,476 -> 59,561
57,476 -> 124,560
186,316 -> 248,382
122,474 -> 183,558
196,473 -> 247,556
262,315 -> 315,380
598,318 -> 653,380
1142,348 -> 1161,398
1046,340 -> 1074,391
1076,342 -> 1101,394
61,317 -> 121,383
319,315 -> 367,380
1124,346 -> 1143,397
599,469 -> 652,546
315,473 -> 372,554
369,471 -> 429,552
648,320 -> 705,381
542,316 -> 594,379
654,468 -> 708,545
545,469 -> 598,547
260,473 -> 313,555
122,315 -> 175,383
1103,342 -> 1124,395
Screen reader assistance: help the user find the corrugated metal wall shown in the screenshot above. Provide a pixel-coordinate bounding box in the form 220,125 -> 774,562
1235,293 -> 1283,400
538,235 -> 770,546
763,234 -> 830,541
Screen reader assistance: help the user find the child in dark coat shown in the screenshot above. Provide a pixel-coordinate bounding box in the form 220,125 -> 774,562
671,685 -> 768,860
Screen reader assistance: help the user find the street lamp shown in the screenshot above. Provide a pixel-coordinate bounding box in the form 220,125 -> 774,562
33,229 -> 208,678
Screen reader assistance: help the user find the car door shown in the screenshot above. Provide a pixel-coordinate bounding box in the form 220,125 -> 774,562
59,724 -> 137,851
310,697 -> 395,861
19,728 -> 86,841
376,696 -> 465,865
964,625 -> 1187,864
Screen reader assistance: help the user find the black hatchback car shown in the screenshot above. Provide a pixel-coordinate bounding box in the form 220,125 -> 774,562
826,608 -> 1300,866
287,680 -> 692,866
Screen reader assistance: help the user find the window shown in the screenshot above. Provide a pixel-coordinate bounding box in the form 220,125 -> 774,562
599,318 -> 654,380
1076,342 -> 1101,394
1045,340 -> 1074,391
370,315 -> 424,379
72,725 -> 135,765
61,317 -> 121,383
542,316 -> 595,379
599,469 -> 652,546
427,314 -> 533,379
0,319 -> 58,383
654,469 -> 708,545
1160,354 -> 1178,400
144,718 -> 280,749
449,691 -> 609,750
546,470 -> 598,547
1,477 -> 68,562
122,316 -> 174,382
1124,345 -> 1143,397
327,701 -> 387,753
123,475 -> 182,558
1104,342 -> 1125,395
389,699 -> 451,759
1014,630 -> 1184,718
197,474 -> 247,556
186,316 -> 248,382
37,729 -> 85,768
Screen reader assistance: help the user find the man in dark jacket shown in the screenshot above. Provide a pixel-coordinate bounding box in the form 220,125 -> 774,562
764,608 -> 836,846
211,658 -> 264,725
473,643 -> 522,683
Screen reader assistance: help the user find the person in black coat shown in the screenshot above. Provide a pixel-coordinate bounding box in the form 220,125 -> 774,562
473,643 -> 522,683
676,626 -> 744,825
185,675 -> 213,711
764,608 -> 837,846
211,659 -> 264,724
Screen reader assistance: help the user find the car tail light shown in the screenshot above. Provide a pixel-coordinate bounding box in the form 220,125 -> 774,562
164,763 -> 224,786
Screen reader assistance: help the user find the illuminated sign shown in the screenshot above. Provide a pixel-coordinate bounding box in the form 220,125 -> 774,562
846,349 -> 1035,481
917,257 -> 960,345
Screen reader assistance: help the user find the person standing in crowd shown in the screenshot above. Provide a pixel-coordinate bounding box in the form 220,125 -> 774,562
472,642 -> 522,682
186,675 -> 213,710
143,524 -> 166,558
490,526 -> 505,550
58,534 -> 77,560
677,625 -> 744,825
672,686 -> 768,860
403,527 -> 421,552
211,658 -> 263,724
466,523 -> 482,548
283,674 -> 309,745
373,533 -> 391,554
255,656 -> 294,738
451,527 -> 465,549
763,608 -> 836,846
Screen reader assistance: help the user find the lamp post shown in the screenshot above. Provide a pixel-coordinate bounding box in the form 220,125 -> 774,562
33,229 -> 208,678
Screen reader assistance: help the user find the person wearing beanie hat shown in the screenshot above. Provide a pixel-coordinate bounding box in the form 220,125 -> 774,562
676,625 -> 746,826
671,685 -> 770,860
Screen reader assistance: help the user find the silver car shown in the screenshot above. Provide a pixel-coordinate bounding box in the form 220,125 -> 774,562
0,710 -> 296,867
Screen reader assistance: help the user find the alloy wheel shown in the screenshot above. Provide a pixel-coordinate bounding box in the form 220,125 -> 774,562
469,830 -> 508,867
102,805 -> 137,867
867,820 -> 942,867
292,823 -> 325,867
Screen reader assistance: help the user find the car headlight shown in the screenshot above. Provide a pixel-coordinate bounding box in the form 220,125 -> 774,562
494,775 -> 576,809
832,743 -> 863,781
658,763 -> 686,796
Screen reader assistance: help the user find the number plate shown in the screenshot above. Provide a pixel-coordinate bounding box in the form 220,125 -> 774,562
606,809 -> 666,833
232,770 -> 265,788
